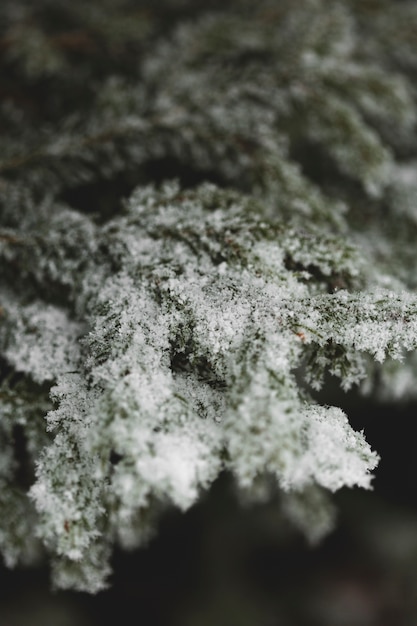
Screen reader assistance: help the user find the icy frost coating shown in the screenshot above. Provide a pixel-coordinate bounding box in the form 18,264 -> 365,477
5,181 -> 417,590
0,0 -> 417,592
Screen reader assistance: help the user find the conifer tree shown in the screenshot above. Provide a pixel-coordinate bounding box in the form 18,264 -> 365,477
1,0 -> 417,592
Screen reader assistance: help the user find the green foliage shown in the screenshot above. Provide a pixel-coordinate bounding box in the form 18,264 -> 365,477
0,0 -> 417,592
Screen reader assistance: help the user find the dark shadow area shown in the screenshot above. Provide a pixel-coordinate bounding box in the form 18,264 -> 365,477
59,160 -> 228,224
141,157 -> 228,190
60,173 -> 138,223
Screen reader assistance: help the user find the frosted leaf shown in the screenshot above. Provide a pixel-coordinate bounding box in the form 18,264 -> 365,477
281,486 -> 337,545
225,378 -> 378,494
2,299 -> 84,384
4,178 -> 414,590
50,542 -> 112,594
0,483 -> 42,568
